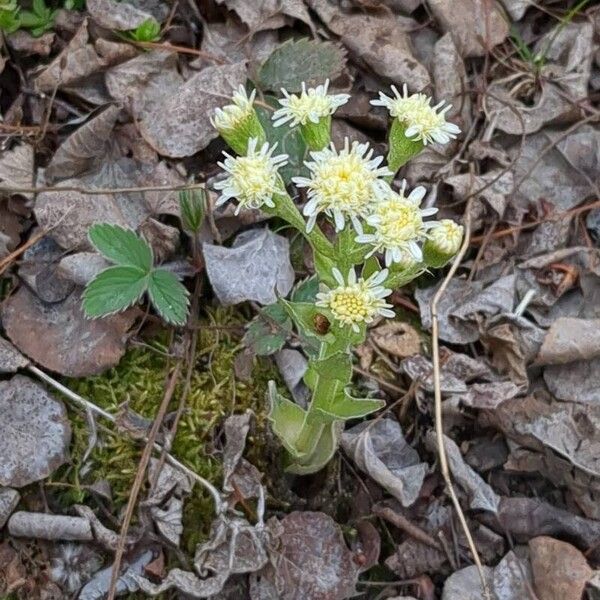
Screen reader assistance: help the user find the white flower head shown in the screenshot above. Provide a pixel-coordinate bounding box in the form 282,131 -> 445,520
316,268 -> 394,332
429,219 -> 464,255
371,84 -> 461,145
211,85 -> 257,133
293,138 -> 392,233
272,79 -> 350,128
213,138 -> 288,214
356,180 -> 439,266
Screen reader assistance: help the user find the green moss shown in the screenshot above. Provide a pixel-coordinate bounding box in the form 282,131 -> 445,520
53,307 -> 280,553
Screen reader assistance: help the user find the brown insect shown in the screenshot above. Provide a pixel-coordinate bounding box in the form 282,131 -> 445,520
313,313 -> 331,335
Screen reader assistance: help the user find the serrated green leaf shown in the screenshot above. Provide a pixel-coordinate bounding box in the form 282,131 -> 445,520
257,98 -> 307,184
257,38 -> 346,93
147,269 -> 189,326
83,265 -> 148,318
88,223 -> 153,271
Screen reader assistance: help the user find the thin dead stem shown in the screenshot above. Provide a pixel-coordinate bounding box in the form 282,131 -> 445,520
430,200 -> 491,600
0,182 -> 206,196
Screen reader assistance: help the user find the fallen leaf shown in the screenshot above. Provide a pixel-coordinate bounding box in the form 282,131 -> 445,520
215,0 -> 312,31
426,432 -> 500,513
416,275 -> 516,344
274,349 -> 309,405
529,536 -> 592,600
427,0 -> 508,57
48,543 -> 104,593
370,321 -> 421,359
477,496 -> 600,552
45,105 -> 122,182
258,511 -> 359,600
203,229 -> 295,306
491,549 -> 534,600
544,357 -> 600,404
8,512 -> 93,541
0,143 -> 34,198
442,565 -> 494,600
341,419 -> 428,507
485,22 -> 594,135
79,548 -> 157,600
2,287 -> 136,377
0,375 -> 71,488
87,0 -> 154,31
34,20 -> 105,93
509,125 -> 600,211
306,0 -> 430,91
535,317 -> 600,365
257,38 -> 346,93
58,252 -> 109,286
137,61 -> 247,158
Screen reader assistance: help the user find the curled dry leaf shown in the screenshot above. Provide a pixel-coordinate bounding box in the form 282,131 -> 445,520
2,287 -> 136,377
306,0 -> 430,91
341,419 -> 428,507
511,125 -> 600,212
34,20 -> 106,93
137,61 -> 247,158
428,0 -> 508,57
0,375 -> 71,488
45,105 -> 122,182
416,275 -> 516,344
87,0 -> 154,31
203,229 -> 295,306
8,512 -> 93,541
426,432 -> 500,513
485,22 -> 594,135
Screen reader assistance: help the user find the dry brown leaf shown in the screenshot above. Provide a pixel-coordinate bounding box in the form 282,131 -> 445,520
2,287 -> 136,377
34,20 -> 105,92
306,0 -> 430,91
135,61 -> 247,158
0,144 -> 34,198
371,321 -> 421,359
87,0 -> 153,31
536,317 -> 600,365
428,0 -> 508,57
7,30 -> 54,56
215,0 -> 313,32
45,105 -> 122,182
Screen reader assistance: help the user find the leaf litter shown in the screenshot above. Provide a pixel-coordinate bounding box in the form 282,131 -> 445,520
1,0 -> 600,598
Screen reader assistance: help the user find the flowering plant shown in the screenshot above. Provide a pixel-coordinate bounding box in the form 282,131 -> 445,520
212,80 -> 463,474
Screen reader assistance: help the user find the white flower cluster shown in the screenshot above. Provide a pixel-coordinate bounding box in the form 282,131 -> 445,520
211,82 -> 463,330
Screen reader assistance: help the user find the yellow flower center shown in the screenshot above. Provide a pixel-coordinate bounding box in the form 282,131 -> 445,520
314,156 -> 374,212
329,289 -> 370,321
230,156 -> 273,201
373,200 -> 423,244
286,94 -> 332,124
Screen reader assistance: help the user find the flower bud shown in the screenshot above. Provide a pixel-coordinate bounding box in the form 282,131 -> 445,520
211,86 -> 266,156
423,219 -> 464,268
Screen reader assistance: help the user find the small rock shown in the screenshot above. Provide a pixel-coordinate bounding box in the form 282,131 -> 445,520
0,488 -> 20,528
529,536 -> 592,600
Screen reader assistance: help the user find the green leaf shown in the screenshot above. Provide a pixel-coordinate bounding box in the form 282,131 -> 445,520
147,269 -> 190,326
243,303 -> 292,356
179,188 -> 206,233
88,224 -> 153,271
280,300 -> 335,346
291,276 -> 319,303
257,38 -> 346,93
267,381 -> 307,458
285,422 -> 341,475
315,391 -> 384,422
257,98 -> 306,184
0,8 -> 20,32
83,266 -> 148,318
129,17 -> 160,42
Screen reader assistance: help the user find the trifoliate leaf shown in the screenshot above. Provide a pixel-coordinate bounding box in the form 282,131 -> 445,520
88,224 -> 153,271
257,38 -> 346,93
83,266 -> 149,318
147,269 -> 189,326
